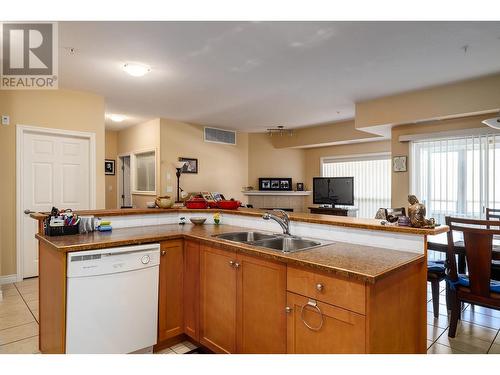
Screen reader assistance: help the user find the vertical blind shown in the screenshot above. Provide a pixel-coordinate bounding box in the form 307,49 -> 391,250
411,134 -> 500,225
322,154 -> 391,218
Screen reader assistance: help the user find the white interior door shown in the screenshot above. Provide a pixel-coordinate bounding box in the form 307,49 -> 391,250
21,129 -> 92,278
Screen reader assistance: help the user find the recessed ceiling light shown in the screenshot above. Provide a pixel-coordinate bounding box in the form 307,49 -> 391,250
107,114 -> 126,123
122,63 -> 151,77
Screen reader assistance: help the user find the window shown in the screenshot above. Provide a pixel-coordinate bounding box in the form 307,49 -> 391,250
411,134 -> 500,224
321,154 -> 391,218
132,150 -> 156,194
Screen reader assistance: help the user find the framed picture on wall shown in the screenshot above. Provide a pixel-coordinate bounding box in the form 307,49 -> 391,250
105,159 -> 115,175
393,156 -> 407,172
259,177 -> 293,191
179,157 -> 198,174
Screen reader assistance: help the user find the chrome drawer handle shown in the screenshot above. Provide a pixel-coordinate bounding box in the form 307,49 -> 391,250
161,250 -> 166,256
316,283 -> 324,292
300,299 -> 324,331
285,306 -> 293,314
229,260 -> 235,267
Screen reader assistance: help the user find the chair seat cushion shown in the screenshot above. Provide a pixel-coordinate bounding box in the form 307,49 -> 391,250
457,274 -> 500,293
428,260 -> 446,272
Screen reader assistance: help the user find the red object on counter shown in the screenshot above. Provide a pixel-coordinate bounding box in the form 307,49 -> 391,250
207,201 -> 218,208
216,200 -> 241,210
185,197 -> 208,209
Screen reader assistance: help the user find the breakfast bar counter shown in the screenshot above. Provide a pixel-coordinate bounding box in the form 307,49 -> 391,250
31,208 -> 448,354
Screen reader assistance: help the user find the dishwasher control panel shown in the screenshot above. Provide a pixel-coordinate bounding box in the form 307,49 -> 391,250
67,244 -> 160,278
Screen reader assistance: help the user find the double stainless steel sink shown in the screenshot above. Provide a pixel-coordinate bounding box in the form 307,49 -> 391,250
214,231 -> 329,253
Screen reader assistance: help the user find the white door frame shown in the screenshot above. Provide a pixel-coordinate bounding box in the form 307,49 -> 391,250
117,153 -> 132,208
16,125 -> 96,281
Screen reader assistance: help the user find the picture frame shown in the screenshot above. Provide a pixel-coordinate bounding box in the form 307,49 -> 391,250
179,157 -> 198,174
259,177 -> 293,191
393,156 -> 407,172
296,182 -> 304,191
104,159 -> 115,175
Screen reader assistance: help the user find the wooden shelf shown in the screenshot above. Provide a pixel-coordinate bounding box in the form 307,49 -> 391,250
242,190 -> 311,196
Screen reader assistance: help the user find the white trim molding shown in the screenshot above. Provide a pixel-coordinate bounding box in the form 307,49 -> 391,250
399,127 -> 500,142
16,124 -> 96,281
0,274 -> 18,285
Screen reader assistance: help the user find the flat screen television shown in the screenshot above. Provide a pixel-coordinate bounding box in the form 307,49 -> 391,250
313,177 -> 354,206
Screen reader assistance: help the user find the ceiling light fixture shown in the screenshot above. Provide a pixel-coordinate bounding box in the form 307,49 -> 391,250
267,125 -> 294,136
122,63 -> 151,77
482,111 -> 500,129
107,114 -> 126,123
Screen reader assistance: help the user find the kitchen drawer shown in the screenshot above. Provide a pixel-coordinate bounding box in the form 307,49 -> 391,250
287,266 -> 366,314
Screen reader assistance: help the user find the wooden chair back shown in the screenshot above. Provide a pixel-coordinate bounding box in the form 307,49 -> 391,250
486,208 -> 500,221
445,216 -> 500,298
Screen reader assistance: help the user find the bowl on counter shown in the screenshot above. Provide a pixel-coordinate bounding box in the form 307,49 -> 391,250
189,217 -> 207,225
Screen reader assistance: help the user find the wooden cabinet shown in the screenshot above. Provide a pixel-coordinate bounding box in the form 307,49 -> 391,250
158,240 -> 184,343
183,239 -> 200,341
286,292 -> 365,354
199,244 -> 287,354
199,245 -> 237,353
237,253 -> 286,354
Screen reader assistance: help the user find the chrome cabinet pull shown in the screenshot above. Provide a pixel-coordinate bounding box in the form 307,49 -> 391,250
233,262 -> 240,269
161,250 -> 166,256
316,283 -> 324,292
229,260 -> 240,269
300,299 -> 324,331
285,306 -> 293,314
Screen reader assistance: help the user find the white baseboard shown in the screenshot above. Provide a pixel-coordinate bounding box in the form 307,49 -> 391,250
0,274 -> 19,285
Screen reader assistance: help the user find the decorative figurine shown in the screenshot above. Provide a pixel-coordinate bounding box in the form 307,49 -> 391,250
213,212 -> 221,225
408,195 -> 436,228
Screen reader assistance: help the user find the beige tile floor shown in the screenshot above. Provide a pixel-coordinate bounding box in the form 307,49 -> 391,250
2,277 -> 500,354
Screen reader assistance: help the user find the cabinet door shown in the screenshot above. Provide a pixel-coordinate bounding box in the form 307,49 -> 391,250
158,240 -> 184,342
183,240 -> 200,341
199,245 -> 237,353
286,292 -> 366,354
236,254 -> 287,353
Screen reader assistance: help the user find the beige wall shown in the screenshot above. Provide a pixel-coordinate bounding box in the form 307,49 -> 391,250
160,118 -> 249,203
105,130 -> 118,209
248,133 -> 306,188
391,113 -> 500,209
117,119 -> 161,209
270,120 -> 381,149
0,89 -> 105,277
304,141 -> 392,207
356,73 -> 500,129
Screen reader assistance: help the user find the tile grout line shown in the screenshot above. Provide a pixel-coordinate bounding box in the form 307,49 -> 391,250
13,283 -> 38,324
486,329 -> 500,354
0,333 -> 39,348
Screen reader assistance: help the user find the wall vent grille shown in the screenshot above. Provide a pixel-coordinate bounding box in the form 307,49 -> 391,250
204,127 -> 236,145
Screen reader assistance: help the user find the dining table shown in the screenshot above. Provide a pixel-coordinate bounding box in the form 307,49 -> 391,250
427,232 -> 500,273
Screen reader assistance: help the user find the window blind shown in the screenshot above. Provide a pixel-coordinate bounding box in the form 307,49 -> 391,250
322,154 -> 391,218
411,134 -> 500,225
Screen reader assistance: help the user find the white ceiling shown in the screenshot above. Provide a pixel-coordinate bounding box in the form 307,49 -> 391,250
58,21 -> 500,131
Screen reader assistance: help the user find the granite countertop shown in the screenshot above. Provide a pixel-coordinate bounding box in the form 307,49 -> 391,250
36,224 -> 425,284
31,207 -> 449,236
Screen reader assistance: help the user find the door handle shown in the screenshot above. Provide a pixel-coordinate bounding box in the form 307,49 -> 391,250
24,209 -> 35,215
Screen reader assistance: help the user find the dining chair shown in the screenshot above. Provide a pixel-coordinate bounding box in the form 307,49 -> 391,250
485,208 -> 500,280
444,216 -> 500,338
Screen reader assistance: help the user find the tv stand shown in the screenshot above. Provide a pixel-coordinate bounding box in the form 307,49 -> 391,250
309,206 -> 358,217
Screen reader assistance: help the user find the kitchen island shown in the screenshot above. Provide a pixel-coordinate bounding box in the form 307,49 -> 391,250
31,208 -> 447,354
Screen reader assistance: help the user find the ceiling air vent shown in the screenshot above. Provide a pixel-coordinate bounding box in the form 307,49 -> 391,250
204,127 -> 236,145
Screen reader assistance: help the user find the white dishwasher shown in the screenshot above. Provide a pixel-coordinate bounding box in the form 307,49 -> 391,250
66,243 -> 160,354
